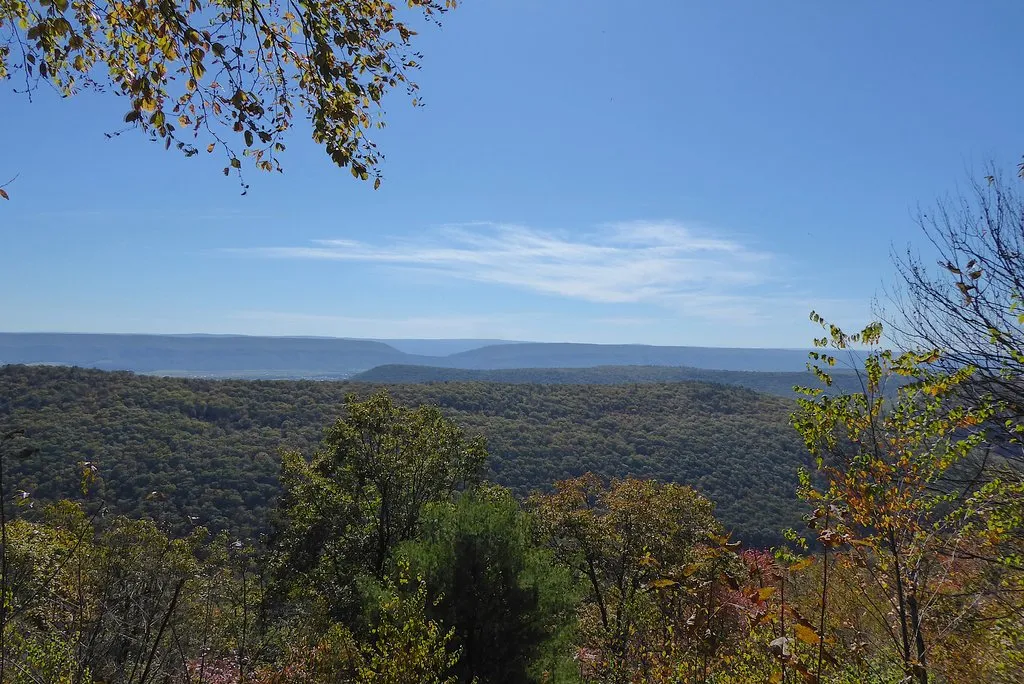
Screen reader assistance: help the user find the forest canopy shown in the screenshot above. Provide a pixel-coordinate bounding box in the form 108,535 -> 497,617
0,364 -> 810,547
3,334 -> 1023,683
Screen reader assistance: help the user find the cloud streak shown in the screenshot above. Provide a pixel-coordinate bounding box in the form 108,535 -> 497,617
228,220 -> 778,308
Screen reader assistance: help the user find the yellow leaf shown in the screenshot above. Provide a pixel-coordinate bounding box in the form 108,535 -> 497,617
789,557 -> 814,572
757,586 -> 777,601
793,623 -> 821,645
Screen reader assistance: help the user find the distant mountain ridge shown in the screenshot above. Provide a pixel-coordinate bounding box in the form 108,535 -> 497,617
0,332 -> 861,376
372,339 -> 520,356
439,342 -> 819,372
0,333 -> 426,375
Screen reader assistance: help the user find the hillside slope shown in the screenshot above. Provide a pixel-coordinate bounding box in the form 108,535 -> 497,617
352,364 -> 866,397
0,364 -> 810,547
439,342 -> 823,372
0,332 -> 427,374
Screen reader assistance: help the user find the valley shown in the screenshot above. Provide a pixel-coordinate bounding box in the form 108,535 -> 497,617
0,363 -> 811,547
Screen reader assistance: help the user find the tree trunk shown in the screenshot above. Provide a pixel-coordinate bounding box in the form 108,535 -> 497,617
888,529 -> 914,678
907,589 -> 928,684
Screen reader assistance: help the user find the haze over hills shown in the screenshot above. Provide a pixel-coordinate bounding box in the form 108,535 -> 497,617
0,332 -> 867,378
372,339 -> 520,356
0,332 -> 431,376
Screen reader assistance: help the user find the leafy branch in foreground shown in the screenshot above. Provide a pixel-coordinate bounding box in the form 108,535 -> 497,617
1,0 -> 457,188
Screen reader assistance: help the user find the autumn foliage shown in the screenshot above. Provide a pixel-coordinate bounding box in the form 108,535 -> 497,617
2,308 -> 1024,682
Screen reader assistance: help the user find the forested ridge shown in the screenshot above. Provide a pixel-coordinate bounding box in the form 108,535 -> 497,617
0,363 -> 809,547
351,364 -> 870,397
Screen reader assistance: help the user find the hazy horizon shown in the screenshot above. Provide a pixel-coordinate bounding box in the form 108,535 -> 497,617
0,330 -> 820,352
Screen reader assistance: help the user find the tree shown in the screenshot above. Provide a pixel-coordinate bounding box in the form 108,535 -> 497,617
887,169 -> 1024,604
530,474 -> 733,682
398,486 -> 578,683
354,566 -> 459,684
792,314 -> 995,683
270,391 -> 486,623
0,0 -> 457,191
888,169 -> 1024,428
0,499 -> 234,684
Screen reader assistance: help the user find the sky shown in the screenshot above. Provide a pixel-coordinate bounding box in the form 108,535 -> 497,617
3,0 -> 1024,347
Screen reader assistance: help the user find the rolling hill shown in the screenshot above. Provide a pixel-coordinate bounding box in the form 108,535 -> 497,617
372,338 -> 519,355
351,364 -> 866,397
437,342 -> 822,372
0,332 -> 429,376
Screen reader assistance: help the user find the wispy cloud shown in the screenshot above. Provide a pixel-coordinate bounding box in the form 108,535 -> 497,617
228,310 -> 653,343
227,220 -> 777,307
224,220 -> 873,337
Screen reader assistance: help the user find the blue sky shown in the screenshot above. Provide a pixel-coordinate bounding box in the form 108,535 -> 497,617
3,0 -> 1023,347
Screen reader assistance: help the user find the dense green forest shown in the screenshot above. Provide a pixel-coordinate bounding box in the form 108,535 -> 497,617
351,364 -> 870,397
0,364 -> 808,547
